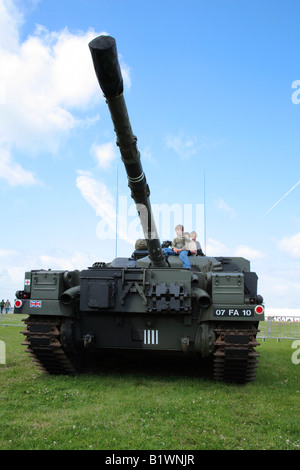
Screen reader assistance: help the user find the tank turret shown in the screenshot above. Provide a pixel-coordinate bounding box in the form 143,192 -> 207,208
89,35 -> 165,267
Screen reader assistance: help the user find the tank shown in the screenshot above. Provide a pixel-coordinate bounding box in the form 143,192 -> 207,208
14,35 -> 264,383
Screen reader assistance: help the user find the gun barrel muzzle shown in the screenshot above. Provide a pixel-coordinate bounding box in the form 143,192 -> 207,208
89,35 -> 123,98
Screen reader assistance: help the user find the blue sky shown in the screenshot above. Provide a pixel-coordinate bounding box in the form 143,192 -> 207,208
0,0 -> 299,310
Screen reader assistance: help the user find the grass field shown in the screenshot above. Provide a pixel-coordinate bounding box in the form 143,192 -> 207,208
0,315 -> 299,451
258,319 -> 300,340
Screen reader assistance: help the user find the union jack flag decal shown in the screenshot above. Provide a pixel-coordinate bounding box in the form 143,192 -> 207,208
30,300 -> 42,308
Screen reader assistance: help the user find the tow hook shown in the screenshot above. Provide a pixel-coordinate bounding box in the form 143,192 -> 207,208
181,337 -> 190,353
82,334 -> 94,349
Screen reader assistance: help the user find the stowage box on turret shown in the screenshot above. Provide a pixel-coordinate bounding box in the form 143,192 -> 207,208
14,36 -> 264,383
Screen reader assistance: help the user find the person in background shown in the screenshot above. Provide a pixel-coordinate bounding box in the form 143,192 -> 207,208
5,299 -> 11,314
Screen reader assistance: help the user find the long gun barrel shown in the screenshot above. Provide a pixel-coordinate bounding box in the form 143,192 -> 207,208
89,35 -> 166,267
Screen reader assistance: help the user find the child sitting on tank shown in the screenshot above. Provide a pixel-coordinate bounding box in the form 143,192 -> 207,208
162,224 -> 191,269
183,232 -> 198,256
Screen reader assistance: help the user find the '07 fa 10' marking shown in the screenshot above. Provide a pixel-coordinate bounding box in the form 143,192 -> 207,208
213,308 -> 254,317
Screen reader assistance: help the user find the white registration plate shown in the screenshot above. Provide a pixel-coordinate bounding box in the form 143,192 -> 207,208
213,308 -> 254,317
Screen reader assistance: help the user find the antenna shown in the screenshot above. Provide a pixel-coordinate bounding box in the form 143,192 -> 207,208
115,165 -> 118,258
204,171 -> 206,254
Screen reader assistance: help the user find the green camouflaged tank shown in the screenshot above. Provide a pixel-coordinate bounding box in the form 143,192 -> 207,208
14,36 -> 264,383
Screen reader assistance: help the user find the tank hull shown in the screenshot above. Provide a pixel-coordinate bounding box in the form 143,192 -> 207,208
16,260 -> 263,383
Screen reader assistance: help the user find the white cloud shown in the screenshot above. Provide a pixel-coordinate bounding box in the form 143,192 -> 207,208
259,269 -> 300,308
205,238 -> 265,260
278,232 -> 300,258
141,146 -> 157,164
233,244 -> 265,260
205,238 -> 228,256
39,252 -> 95,272
166,131 -> 223,161
118,55 -> 131,90
166,131 -> 199,160
0,25 -> 100,151
217,198 -> 236,219
91,141 -> 117,168
0,0 -> 23,52
0,147 -> 38,186
0,1 -> 131,187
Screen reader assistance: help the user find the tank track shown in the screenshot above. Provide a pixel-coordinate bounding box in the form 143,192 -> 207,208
21,316 -> 79,375
213,324 -> 260,383
21,317 -> 260,382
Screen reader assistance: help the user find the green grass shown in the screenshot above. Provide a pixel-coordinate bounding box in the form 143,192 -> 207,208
258,320 -> 300,339
0,315 -> 299,450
